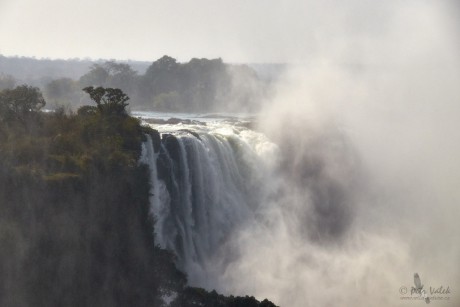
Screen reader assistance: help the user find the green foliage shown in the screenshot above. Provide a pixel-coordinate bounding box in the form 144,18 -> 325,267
138,56 -> 231,111
79,63 -> 110,87
83,86 -> 129,116
2,54 -> 267,113
77,105 -> 98,116
142,55 -> 180,97
102,61 -> 138,91
79,61 -> 138,101
35,55 -> 264,113
44,77 -> 82,108
0,85 -> 46,129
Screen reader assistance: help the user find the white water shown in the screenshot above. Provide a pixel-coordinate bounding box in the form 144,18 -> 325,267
141,120 -> 278,286
140,114 -> 459,307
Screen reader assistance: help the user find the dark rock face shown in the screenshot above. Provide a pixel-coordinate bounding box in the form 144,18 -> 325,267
156,135 -> 177,194
162,134 -> 182,163
150,129 -> 161,153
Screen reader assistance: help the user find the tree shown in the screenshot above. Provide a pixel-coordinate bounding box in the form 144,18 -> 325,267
79,64 -> 110,87
0,85 -> 46,127
82,86 -> 129,116
45,78 -> 82,107
79,62 -> 138,96
140,56 -> 180,102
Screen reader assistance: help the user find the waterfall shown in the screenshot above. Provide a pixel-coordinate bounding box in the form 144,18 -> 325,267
141,123 -> 278,286
138,117 -> 453,307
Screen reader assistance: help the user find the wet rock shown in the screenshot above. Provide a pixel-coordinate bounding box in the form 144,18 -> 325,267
150,129 -> 161,153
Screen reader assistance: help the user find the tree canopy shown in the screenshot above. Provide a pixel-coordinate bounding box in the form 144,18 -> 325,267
37,55 -> 266,112
83,86 -> 129,116
0,85 -> 46,128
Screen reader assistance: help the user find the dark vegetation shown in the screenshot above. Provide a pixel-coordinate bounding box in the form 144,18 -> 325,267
1,55 -> 269,113
0,85 -> 276,306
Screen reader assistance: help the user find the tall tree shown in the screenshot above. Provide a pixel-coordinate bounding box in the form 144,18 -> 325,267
0,85 -> 46,128
79,64 -> 110,87
45,77 -> 81,106
83,86 -> 129,116
141,55 -> 180,101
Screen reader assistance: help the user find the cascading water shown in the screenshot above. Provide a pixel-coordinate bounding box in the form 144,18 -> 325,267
141,121 -> 279,287
138,112 -> 379,307
138,113 -> 460,307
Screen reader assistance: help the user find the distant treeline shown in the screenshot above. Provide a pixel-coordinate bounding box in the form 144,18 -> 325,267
1,55 -> 272,113
0,55 -> 150,86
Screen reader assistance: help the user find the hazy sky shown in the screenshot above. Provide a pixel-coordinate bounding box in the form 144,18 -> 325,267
0,0 -> 458,63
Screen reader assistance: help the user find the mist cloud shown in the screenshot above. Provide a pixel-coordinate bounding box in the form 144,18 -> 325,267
208,1 -> 460,306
